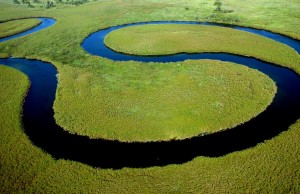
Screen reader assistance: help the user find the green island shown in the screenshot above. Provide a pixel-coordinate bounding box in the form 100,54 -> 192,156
0,0 -> 300,193
0,18 -> 41,38
1,66 -> 299,193
105,24 -> 300,72
55,60 -> 277,141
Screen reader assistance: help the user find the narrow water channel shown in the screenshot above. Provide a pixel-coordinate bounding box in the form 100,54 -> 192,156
1,19 -> 300,169
0,18 -> 56,42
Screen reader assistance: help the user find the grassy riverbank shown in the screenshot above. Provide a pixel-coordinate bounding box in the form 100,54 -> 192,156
105,24 -> 300,70
143,0 -> 300,40
0,66 -> 299,193
0,18 -> 41,38
0,0 -> 300,192
55,60 -> 276,141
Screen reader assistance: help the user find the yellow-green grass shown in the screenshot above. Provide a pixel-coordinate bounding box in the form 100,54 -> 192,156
0,18 -> 41,38
105,24 -> 300,72
0,66 -> 29,144
0,66 -> 299,193
0,0 -> 298,141
222,0 -> 300,40
0,66 -> 54,193
0,0 -> 300,192
0,0 -> 299,72
144,0 -> 300,40
0,0 -> 299,39
55,60 -> 276,142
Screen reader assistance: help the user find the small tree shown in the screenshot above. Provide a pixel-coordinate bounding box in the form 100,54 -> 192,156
46,1 -> 55,8
214,0 -> 222,12
13,0 -> 20,4
27,2 -> 34,8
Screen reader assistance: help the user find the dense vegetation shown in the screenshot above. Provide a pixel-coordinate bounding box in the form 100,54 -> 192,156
12,0 -> 93,9
0,66 -> 299,193
55,60 -> 276,141
105,24 -> 300,71
0,0 -> 300,192
0,18 -> 40,38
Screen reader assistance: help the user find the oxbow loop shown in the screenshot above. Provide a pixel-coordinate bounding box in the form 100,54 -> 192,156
1,20 -> 300,168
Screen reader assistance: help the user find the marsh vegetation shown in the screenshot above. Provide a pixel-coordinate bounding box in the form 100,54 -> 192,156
0,66 -> 299,192
105,24 -> 300,73
55,60 -> 276,141
0,18 -> 40,38
0,0 -> 300,193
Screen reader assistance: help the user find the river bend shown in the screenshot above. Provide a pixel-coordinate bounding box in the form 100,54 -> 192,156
1,19 -> 300,168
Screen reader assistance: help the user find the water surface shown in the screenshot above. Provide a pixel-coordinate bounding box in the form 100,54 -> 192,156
0,18 -> 56,42
1,21 -> 300,168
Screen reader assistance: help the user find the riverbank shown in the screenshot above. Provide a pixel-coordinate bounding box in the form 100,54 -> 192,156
0,65 -> 299,192
0,0 -> 299,192
0,18 -> 41,38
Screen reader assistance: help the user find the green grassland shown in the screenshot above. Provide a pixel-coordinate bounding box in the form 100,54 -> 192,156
0,18 -> 41,38
144,0 -> 300,40
0,0 -> 300,192
0,66 -> 299,193
222,0 -> 300,39
105,24 -> 300,71
55,60 -> 276,141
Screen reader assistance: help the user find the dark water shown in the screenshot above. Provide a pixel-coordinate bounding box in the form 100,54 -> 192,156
1,20 -> 300,169
0,18 -> 56,42
82,21 -> 300,59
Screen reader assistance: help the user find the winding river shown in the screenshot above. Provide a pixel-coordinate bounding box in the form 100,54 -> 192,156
1,18 -> 300,169
0,18 -> 56,42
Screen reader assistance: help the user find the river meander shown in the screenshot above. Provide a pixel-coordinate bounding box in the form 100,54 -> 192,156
1,19 -> 300,168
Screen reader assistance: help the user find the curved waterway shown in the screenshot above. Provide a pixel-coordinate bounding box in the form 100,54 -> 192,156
0,18 -> 56,42
1,20 -> 300,169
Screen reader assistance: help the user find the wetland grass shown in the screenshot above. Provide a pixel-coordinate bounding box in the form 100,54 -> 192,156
0,18 -> 41,38
105,24 -> 300,73
0,0 -> 300,192
0,66 -> 299,193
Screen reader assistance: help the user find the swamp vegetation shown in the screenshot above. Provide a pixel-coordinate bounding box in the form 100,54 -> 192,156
0,0 -> 300,193
0,18 -> 41,38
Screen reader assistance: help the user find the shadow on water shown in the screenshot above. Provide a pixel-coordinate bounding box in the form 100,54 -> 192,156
1,20 -> 300,169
